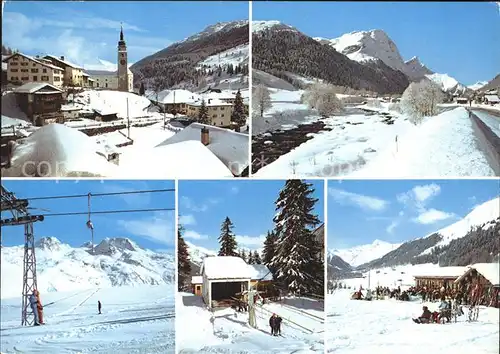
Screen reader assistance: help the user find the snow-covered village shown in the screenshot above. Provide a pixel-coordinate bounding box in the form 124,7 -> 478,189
1,1 -> 250,178
251,2 -> 500,178
176,179 -> 325,353
326,180 -> 500,353
0,180 -> 176,352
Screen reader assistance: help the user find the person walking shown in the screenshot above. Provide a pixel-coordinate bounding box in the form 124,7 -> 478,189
275,315 -> 283,336
98,300 -> 102,314
35,290 -> 44,325
269,313 -> 277,336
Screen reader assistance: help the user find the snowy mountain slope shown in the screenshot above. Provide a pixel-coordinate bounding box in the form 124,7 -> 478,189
83,58 -> 134,72
1,237 -> 175,299
316,30 -> 469,94
425,73 -> 468,95
252,20 -> 298,34
468,81 -> 488,91
331,239 -> 401,268
322,30 -> 408,73
359,197 -> 500,269
180,21 -> 248,44
186,241 -> 216,266
197,43 -> 248,69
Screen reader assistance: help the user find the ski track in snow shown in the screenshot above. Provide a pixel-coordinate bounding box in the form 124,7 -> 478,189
1,285 -> 175,353
327,290 -> 499,354
177,293 -> 324,353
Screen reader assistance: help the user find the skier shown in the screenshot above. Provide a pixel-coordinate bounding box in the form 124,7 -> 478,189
275,314 -> 283,336
269,314 -> 277,336
35,290 -> 44,324
412,306 -> 432,324
365,289 -> 373,301
98,300 -> 102,314
29,291 -> 40,326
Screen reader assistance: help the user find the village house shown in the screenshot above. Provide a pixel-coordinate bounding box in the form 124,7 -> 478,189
484,95 -> 499,105
14,82 -> 64,125
43,55 -> 86,87
455,97 -> 468,105
3,53 -> 64,87
454,263 -> 500,290
87,68 -> 133,91
201,256 -> 253,309
186,98 -> 233,127
148,89 -> 201,115
191,275 -> 203,296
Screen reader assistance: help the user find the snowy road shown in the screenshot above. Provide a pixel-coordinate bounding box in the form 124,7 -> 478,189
327,290 -> 499,354
1,285 -> 175,353
472,109 -> 500,138
177,293 -> 324,353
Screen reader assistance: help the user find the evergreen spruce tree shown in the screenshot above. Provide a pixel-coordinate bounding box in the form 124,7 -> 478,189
217,216 -> 238,256
247,250 -> 254,264
270,180 -> 323,295
262,230 -> 278,275
197,99 -> 210,124
177,224 -> 192,292
241,249 -> 247,263
254,250 -> 262,265
231,89 -> 246,126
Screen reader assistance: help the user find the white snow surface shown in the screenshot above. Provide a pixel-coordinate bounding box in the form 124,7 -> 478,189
468,81 -> 488,91
426,73 -> 467,94
248,264 -> 273,281
1,285 -> 174,353
1,237 -> 175,299
252,20 -> 297,34
331,240 -> 402,268
201,256 -> 253,279
177,293 -> 324,353
351,107 -> 495,177
458,263 -> 500,286
186,241 -> 217,266
79,90 -> 151,119
327,290 -> 499,354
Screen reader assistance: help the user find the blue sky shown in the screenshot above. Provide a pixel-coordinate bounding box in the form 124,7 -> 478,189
327,179 -> 500,250
178,180 -> 324,251
2,1 -> 248,69
253,1 -> 500,85
1,180 -> 175,252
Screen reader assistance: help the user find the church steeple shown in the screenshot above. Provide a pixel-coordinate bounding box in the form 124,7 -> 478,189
118,23 -> 126,46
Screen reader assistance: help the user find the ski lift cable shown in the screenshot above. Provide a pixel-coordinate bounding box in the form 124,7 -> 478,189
40,208 -> 175,217
24,189 -> 175,201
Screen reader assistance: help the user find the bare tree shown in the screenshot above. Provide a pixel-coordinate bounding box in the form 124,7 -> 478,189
401,79 -> 444,124
252,84 -> 272,117
302,82 -> 344,117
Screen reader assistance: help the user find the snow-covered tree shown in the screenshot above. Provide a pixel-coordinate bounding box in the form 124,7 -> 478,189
197,99 -> 210,124
301,82 -> 344,117
218,217 -> 238,256
252,84 -> 272,117
270,180 -> 323,295
262,230 -> 278,274
177,224 -> 191,292
247,250 -> 255,264
400,79 -> 444,124
240,249 -> 248,263
253,250 -> 262,265
231,89 -> 246,126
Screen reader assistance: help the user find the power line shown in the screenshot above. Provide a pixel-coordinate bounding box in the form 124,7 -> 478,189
26,189 -> 175,201
40,208 -> 175,217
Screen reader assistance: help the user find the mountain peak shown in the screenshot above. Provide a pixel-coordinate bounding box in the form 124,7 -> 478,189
93,237 -> 141,256
35,237 -> 62,251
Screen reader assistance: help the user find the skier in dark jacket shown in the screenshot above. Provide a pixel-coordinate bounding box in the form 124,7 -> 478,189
275,315 -> 283,335
98,300 -> 102,314
269,314 -> 277,335
413,306 -> 432,323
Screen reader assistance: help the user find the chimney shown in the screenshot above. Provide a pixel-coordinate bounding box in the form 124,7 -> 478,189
201,127 -> 210,146
208,98 -> 212,104
60,56 -> 65,61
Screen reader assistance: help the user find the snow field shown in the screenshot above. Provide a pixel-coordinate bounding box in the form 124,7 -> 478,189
198,44 -> 248,69
1,285 -> 175,353
177,293 -> 324,353
327,290 -> 499,354
77,90 -> 152,119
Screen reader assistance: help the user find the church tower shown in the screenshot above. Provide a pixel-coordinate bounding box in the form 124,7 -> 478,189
117,25 -> 129,92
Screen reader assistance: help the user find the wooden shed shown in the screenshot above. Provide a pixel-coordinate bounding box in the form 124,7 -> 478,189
14,83 -> 64,126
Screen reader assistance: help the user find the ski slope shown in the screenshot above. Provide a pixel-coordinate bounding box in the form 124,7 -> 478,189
0,285 -> 175,353
327,290 -> 499,354
177,293 -> 324,353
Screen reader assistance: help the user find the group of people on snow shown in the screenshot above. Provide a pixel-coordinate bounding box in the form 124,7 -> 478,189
412,295 -> 463,324
269,313 -> 283,336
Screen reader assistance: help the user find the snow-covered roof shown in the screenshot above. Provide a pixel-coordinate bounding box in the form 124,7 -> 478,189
191,276 -> 203,284
116,140 -> 233,178
148,89 -> 201,104
188,98 -> 232,107
15,82 -> 64,94
3,124 -> 117,177
413,266 -> 467,279
94,107 -> 118,116
3,52 -> 63,71
455,263 -> 500,287
201,256 -> 253,280
248,264 -> 272,281
484,95 -> 499,103
44,55 -> 83,70
156,123 -> 249,175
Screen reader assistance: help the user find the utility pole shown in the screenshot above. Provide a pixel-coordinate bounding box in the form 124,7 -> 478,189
126,97 -> 130,139
1,186 -> 44,326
